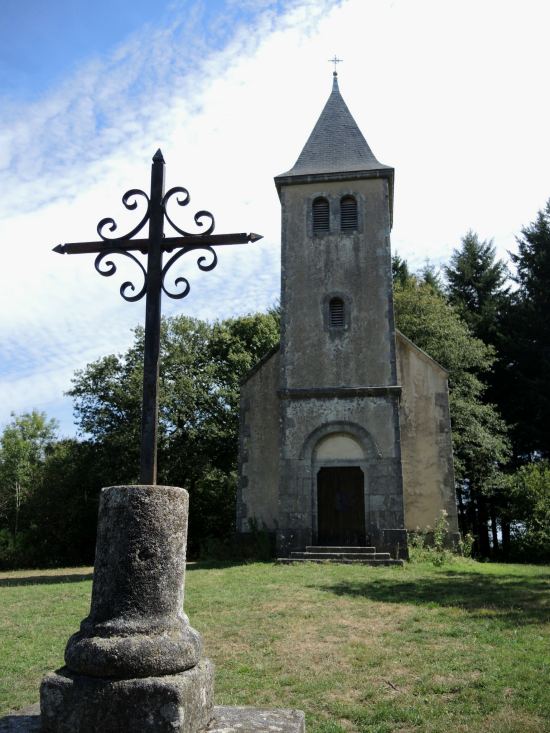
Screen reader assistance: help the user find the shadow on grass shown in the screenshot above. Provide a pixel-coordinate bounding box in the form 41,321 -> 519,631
0,573 -> 93,588
0,713 -> 41,732
312,569 -> 550,626
0,703 -> 41,731
0,559 -> 269,585
186,559 -> 273,572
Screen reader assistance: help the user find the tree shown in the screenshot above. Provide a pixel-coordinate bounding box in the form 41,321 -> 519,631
25,439 -> 103,566
392,253 -> 410,287
443,232 -> 514,547
0,411 -> 58,543
394,277 -> 510,555
502,201 -> 550,460
444,231 -> 509,346
419,261 -> 444,295
67,311 -> 280,554
507,461 -> 550,561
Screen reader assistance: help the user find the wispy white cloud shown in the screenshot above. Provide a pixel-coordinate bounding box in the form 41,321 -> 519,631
0,0 -> 336,433
0,0 -> 549,435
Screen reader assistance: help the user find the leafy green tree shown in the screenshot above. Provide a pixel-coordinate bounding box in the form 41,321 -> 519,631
68,346 -> 143,481
394,276 -> 495,388
67,311 -> 280,554
394,277 -> 510,555
0,411 -> 58,543
507,461 -> 550,561
26,439 -> 104,566
502,201 -> 550,460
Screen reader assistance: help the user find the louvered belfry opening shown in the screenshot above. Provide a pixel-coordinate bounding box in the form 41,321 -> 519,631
340,195 -> 358,231
312,197 -> 330,233
329,297 -> 345,328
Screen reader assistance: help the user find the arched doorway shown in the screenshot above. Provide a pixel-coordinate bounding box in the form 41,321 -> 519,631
313,432 -> 367,546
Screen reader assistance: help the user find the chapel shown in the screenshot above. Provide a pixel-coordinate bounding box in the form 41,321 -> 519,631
237,73 -> 459,559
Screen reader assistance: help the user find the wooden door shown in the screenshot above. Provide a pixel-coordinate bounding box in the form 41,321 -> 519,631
317,466 -> 366,546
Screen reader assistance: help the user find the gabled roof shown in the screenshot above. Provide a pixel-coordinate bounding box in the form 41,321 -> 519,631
275,74 -> 393,195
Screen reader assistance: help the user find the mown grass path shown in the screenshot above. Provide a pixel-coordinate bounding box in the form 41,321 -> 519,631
1,560 -> 549,732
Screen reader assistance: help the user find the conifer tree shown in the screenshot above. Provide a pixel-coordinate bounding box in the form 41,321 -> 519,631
444,232 -> 513,551
504,200 -> 550,460
419,261 -> 444,294
444,231 -> 509,346
391,253 -> 410,287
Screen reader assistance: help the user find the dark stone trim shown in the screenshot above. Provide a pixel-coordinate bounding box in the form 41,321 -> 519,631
299,420 -> 382,460
274,168 -> 394,228
376,528 -> 409,560
275,167 -> 393,189
236,395 -> 251,530
306,190 -> 366,238
278,386 -> 402,400
323,291 -> 352,334
306,190 -> 333,238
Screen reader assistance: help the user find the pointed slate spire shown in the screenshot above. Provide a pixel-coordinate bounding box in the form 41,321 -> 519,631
276,73 -> 392,183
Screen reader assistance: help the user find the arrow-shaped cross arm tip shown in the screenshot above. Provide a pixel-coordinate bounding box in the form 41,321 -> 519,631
249,233 -> 263,242
53,244 -> 65,254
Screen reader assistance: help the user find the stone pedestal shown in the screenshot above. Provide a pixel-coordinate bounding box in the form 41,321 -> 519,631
41,660 -> 214,733
0,703 -> 305,733
38,483 -> 305,732
40,485 -> 214,733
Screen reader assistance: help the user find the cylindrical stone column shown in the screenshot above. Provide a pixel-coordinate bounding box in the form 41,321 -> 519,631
41,485 -> 214,733
65,485 -> 202,678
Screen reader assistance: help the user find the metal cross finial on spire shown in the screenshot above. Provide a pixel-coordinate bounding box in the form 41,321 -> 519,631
329,55 -> 343,75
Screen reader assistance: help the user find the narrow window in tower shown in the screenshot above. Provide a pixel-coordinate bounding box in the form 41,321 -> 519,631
329,297 -> 345,328
340,195 -> 358,231
312,197 -> 330,234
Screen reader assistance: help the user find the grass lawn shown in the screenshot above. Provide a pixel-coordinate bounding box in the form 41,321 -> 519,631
0,560 -> 549,732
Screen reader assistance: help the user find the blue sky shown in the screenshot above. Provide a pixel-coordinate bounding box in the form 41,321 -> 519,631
2,0 -> 174,99
1,0 -> 270,100
0,0 -> 549,438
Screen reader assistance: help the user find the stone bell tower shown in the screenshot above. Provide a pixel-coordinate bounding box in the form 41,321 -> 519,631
237,73 -> 458,560
272,71 -> 406,556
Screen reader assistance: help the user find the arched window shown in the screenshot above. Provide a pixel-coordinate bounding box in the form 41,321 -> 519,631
329,297 -> 345,328
340,195 -> 358,231
312,197 -> 329,234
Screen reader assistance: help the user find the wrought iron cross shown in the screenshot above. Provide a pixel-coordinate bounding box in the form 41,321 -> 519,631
328,55 -> 343,73
54,149 -> 262,484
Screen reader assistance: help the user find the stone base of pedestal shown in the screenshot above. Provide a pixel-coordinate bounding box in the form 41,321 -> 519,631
207,706 -> 305,732
40,658 -> 214,733
0,703 -> 305,733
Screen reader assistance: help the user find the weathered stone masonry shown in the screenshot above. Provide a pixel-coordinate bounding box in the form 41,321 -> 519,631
237,74 -> 458,557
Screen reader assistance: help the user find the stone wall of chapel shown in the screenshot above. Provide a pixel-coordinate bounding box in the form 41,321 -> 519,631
396,332 -> 459,533
276,394 -> 404,555
237,349 -> 280,533
279,178 -> 397,390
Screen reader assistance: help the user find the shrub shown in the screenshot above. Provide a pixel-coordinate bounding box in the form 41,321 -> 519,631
408,511 -> 467,567
507,461 -> 550,562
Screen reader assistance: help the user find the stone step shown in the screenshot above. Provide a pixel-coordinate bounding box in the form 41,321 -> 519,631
290,551 -> 391,561
306,546 -> 376,553
277,557 -> 404,567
